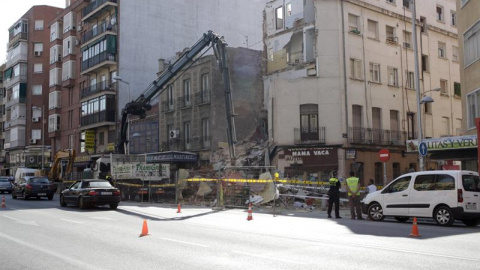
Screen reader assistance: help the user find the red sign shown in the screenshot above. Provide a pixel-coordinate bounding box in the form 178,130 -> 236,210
378,148 -> 390,162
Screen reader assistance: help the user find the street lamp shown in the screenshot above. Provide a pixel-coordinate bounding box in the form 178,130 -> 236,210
113,76 -> 130,102
32,106 -> 45,172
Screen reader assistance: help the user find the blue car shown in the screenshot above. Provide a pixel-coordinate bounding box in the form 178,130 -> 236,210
12,176 -> 54,200
0,177 -> 13,194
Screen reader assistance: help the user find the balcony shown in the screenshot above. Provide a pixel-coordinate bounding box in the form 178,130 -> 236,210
81,81 -> 116,100
294,127 -> 326,145
194,90 -> 210,105
3,74 -> 27,90
81,52 -> 116,74
83,0 -> 117,21
348,127 -> 407,145
161,100 -> 174,113
82,24 -> 117,45
8,32 -> 27,48
80,110 -> 115,127
177,96 -> 192,109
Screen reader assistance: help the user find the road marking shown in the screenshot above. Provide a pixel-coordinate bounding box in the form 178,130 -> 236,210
232,250 -> 308,265
90,216 -> 116,221
159,237 -> 210,248
3,215 -> 39,226
0,232 -> 104,270
61,218 -> 85,224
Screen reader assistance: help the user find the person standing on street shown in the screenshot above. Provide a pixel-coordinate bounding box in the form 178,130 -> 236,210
346,171 -> 363,220
327,171 -> 341,219
367,179 -> 377,194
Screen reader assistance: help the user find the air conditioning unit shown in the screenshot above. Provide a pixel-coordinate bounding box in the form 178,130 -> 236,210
32,117 -> 39,122
29,139 -> 37,144
34,51 -> 42,57
403,42 -> 411,49
169,130 -> 179,139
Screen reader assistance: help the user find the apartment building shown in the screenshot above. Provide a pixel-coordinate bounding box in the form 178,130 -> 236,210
3,6 -> 63,176
158,47 -> 264,164
0,64 -> 6,175
264,0 -> 461,185
458,0 -> 480,170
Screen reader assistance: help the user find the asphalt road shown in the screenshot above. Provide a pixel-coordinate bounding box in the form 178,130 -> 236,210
1,195 -> 480,270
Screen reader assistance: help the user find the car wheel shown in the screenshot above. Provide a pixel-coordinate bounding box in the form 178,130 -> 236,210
47,195 -> 53,201
110,203 -> 118,210
78,197 -> 86,209
433,206 -> 455,226
368,203 -> 385,221
60,195 -> 67,207
394,216 -> 410,223
462,219 -> 479,227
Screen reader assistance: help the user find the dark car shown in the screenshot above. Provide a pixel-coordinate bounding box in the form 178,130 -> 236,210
60,179 -> 121,209
12,176 -> 54,200
0,177 -> 13,194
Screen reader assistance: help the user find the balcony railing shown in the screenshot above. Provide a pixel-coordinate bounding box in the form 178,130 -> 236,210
348,127 -> 407,145
81,52 -> 116,72
294,127 -> 326,144
83,0 -> 117,18
82,23 -> 117,44
161,100 -> 174,113
177,96 -> 192,109
194,90 -> 210,105
81,81 -> 116,99
80,110 -> 115,126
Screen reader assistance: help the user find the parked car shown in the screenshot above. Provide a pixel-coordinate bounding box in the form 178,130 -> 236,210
12,176 -> 54,200
0,177 -> 13,194
60,179 -> 121,210
362,170 -> 480,227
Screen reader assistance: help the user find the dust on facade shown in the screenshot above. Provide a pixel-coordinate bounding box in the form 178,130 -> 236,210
0,0 -> 471,189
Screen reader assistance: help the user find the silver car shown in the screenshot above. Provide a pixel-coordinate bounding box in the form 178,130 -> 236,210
0,177 -> 13,194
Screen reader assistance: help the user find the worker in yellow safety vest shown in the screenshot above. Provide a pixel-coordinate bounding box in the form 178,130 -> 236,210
327,171 -> 341,219
345,171 -> 363,220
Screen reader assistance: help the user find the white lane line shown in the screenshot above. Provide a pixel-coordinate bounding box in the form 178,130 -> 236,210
60,218 -> 85,224
159,237 -> 210,248
232,250 -> 308,265
3,215 -> 22,222
90,216 -> 116,221
3,215 -> 39,226
0,232 -> 103,270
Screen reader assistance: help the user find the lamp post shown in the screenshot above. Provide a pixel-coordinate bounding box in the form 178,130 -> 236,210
113,76 -> 130,102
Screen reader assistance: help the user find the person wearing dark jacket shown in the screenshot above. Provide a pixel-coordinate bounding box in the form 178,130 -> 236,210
327,171 -> 342,219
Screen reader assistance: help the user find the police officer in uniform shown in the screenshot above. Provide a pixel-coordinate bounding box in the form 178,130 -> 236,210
327,171 -> 342,219
346,171 -> 363,220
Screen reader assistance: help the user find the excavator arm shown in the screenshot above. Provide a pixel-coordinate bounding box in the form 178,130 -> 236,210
48,149 -> 76,182
117,30 -> 236,162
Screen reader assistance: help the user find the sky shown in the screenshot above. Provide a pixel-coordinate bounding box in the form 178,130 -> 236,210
0,0 -> 65,62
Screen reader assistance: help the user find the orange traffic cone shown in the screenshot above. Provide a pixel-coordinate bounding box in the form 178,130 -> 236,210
247,203 -> 253,221
409,217 -> 421,237
177,204 -> 182,213
1,196 -> 5,208
139,219 -> 149,237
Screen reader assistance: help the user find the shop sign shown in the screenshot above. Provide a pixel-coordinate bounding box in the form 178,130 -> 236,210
112,163 -> 170,180
85,130 -> 95,152
406,135 -> 477,152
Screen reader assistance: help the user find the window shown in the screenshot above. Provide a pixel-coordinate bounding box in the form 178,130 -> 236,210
369,63 -> 380,83
32,85 -> 42,95
275,6 -> 284,30
286,3 -> 292,17
403,31 -> 411,48
467,89 -> 480,129
183,121 -> 191,144
48,114 -> 60,132
406,71 -> 414,89
436,5 -> 444,22
450,11 -> 456,27
403,0 -> 411,10
32,129 -> 41,140
68,110 -> 73,129
440,79 -> 448,95
421,55 -> 429,72
201,73 -> 210,103
49,91 -> 61,109
464,21 -> 480,67
300,104 -> 318,141
34,20 -> 44,30
387,67 -> 398,86
386,176 -> 411,193
202,118 -> 210,143
99,132 -> 104,146
34,43 -> 43,54
33,63 -> 42,73
442,117 -> 450,136
452,46 -> 459,62
386,0 -> 395,4
348,14 -> 360,34
167,84 -> 174,108
463,174 -> 480,192
454,82 -> 461,97
438,42 -> 446,58
367,20 -> 378,39
393,163 -> 401,179
183,79 -> 191,105
386,25 -> 396,44
350,58 -> 362,79
420,17 -> 427,33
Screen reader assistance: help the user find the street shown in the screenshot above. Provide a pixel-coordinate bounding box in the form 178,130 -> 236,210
1,196 -> 480,270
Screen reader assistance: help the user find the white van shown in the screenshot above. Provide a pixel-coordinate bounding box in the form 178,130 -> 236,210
361,170 -> 480,226
14,168 -> 41,185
